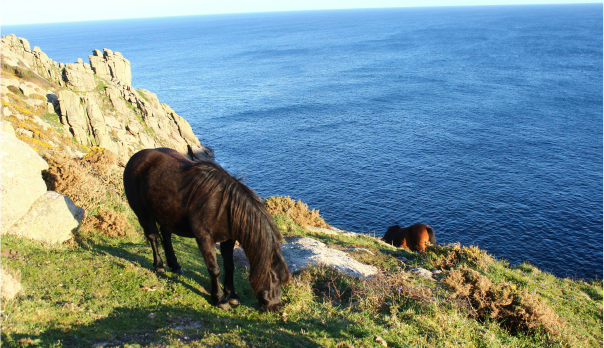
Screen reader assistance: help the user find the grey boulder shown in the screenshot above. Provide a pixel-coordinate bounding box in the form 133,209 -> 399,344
0,130 -> 49,232
281,237 -> 378,279
1,268 -> 22,300
6,191 -> 85,245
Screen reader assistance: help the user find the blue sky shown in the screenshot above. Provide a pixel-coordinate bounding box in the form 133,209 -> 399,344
2,0 -> 601,25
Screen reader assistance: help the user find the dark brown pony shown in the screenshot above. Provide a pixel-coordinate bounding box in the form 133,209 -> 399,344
123,148 -> 289,312
382,223 -> 436,253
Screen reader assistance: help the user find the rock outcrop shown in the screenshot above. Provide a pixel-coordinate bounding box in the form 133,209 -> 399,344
1,35 -> 63,86
1,34 -> 211,161
1,127 -> 85,244
1,268 -> 22,300
57,90 -> 90,145
89,48 -> 132,86
0,130 -> 49,231
63,60 -> 97,91
7,191 -> 85,245
280,237 -> 379,278
411,267 -> 437,282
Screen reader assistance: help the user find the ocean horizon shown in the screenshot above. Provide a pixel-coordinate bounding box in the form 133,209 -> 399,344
4,3 -> 602,280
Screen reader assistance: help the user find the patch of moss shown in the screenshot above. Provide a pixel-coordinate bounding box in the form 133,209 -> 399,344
7,85 -> 23,96
94,76 -> 107,91
1,62 -> 55,88
136,89 -> 150,102
41,111 -> 63,131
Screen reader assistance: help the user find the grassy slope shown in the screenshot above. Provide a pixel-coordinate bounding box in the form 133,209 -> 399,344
1,212 -> 602,347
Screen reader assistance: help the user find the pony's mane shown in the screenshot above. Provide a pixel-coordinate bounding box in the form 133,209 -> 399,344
182,160 -> 286,293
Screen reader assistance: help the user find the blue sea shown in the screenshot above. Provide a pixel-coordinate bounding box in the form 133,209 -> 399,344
5,4 -> 602,280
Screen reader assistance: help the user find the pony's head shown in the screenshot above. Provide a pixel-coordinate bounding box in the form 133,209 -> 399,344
224,179 -> 291,312
256,249 -> 290,312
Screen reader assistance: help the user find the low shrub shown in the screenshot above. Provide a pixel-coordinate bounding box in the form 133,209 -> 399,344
358,270 -> 434,314
1,62 -> 54,87
427,243 -> 494,270
82,148 -> 123,194
88,208 -> 130,237
442,267 -> 564,335
43,154 -> 106,214
289,266 -> 433,316
264,196 -> 329,228
301,266 -> 360,307
43,148 -> 128,236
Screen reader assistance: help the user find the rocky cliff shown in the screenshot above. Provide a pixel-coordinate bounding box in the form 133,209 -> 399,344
0,35 -> 214,299
1,34 -> 211,161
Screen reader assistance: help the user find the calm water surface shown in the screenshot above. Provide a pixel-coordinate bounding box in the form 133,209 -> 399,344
6,4 -> 602,279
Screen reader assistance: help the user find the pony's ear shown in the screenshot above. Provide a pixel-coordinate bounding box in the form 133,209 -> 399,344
273,252 -> 290,284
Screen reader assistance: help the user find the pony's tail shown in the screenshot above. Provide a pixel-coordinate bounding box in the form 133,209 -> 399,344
427,226 -> 436,246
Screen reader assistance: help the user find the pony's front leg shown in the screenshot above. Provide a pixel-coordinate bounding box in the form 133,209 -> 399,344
220,239 -> 240,306
195,236 -> 230,310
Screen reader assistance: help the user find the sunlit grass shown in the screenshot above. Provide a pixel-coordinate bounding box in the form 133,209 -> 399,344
2,209 -> 601,347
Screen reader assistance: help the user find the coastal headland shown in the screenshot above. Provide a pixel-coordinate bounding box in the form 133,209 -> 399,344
0,35 -> 601,347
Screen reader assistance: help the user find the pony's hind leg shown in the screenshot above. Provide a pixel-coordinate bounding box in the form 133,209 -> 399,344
220,239 -> 240,306
160,226 -> 184,275
139,217 -> 166,273
195,235 -> 230,310
147,233 -> 165,273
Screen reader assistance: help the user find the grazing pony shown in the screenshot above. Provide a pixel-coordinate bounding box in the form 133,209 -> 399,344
123,148 -> 289,312
382,223 -> 436,253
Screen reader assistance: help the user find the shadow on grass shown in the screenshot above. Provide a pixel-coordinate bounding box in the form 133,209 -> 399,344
1,236 -> 369,347
88,239 -> 216,300
2,300 -> 358,348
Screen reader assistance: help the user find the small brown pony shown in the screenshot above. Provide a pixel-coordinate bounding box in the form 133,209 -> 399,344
124,148 -> 289,312
382,223 -> 436,252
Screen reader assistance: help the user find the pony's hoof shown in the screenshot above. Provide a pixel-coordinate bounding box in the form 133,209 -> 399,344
155,268 -> 165,274
228,298 -> 240,306
172,268 -> 184,275
217,302 -> 232,311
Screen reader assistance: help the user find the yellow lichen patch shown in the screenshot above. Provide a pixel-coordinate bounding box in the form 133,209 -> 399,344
30,93 -> 47,102
3,94 -> 36,116
18,136 -> 56,150
12,104 -> 34,116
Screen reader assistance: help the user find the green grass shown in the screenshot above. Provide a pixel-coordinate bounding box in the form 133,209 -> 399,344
2,210 -> 602,347
1,62 -> 55,89
136,89 -> 150,103
95,77 -> 108,92
7,85 -> 24,97
41,111 -> 63,132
